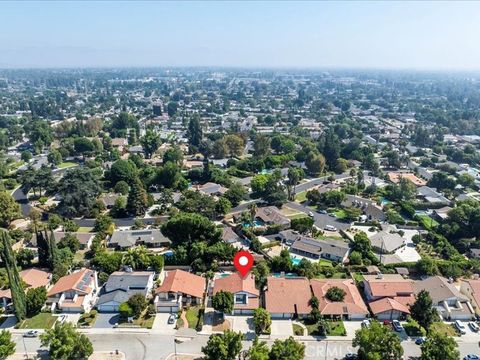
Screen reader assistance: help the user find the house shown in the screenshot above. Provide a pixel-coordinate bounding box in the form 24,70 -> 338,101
96,271 -> 155,312
154,270 -> 206,313
100,193 -> 121,209
192,182 -> 228,196
212,273 -> 259,315
362,274 -> 415,320
222,227 -> 242,245
31,231 -> 95,250
414,276 -> 474,320
433,206 -> 453,221
254,206 -> 291,229
461,280 -> 480,316
387,172 -> 427,187
369,231 -> 405,254
0,268 -> 52,308
47,268 -> 99,313
111,138 -> 128,151
109,229 -> 171,249
128,145 -> 143,155
310,279 -> 368,320
288,235 -> 350,263
417,186 -> 450,205
265,277 -> 311,319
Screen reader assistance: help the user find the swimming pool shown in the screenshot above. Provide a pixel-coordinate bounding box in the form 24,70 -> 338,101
291,257 -> 301,266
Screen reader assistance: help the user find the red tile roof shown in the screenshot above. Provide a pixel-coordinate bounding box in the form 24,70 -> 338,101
310,279 -> 369,317
155,269 -> 205,299
265,277 -> 311,315
19,268 -> 51,289
369,297 -> 411,315
47,268 -> 96,297
213,273 -> 259,297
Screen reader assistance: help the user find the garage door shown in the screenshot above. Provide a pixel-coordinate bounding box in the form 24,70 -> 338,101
271,313 -> 290,319
98,304 -> 119,313
234,309 -> 254,315
157,306 -> 178,313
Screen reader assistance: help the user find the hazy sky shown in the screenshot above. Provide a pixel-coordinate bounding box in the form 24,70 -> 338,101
1,1 -> 480,69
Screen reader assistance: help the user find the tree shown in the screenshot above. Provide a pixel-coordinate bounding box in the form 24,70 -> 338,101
420,330 -> 459,360
416,257 -> 439,276
57,168 -> 102,217
127,177 -> 149,216
140,130 -> 161,159
201,330 -> 243,360
0,192 -> 21,227
0,330 -> 15,359
47,149 -> 62,166
93,214 -> 114,235
167,101 -> 178,117
325,286 -> 346,302
353,320 -> 403,360
286,168 -> 304,200
109,159 -> 138,185
163,145 -> 184,165
344,206 -> 362,222
212,290 -> 234,314
253,308 -> 271,335
0,231 -> 26,320
290,216 -> 314,234
269,337 -> 305,360
187,116 -> 203,148
246,337 -> 269,360
73,137 -> 94,159
122,246 -> 151,270
305,152 -> 325,175
251,174 -> 269,196
114,180 -> 129,195
15,248 -> 35,268
224,134 -> 244,158
40,322 -> 93,360
21,151 -> 33,163
119,302 -> 133,318
26,286 -> 47,316
127,294 -> 147,318
215,197 -> 232,217
58,233 -> 80,254
253,134 -> 271,157
410,290 -> 440,332
224,182 -> 247,207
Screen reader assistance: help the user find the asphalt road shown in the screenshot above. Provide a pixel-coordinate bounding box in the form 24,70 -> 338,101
287,201 -> 351,231
13,332 -> 480,360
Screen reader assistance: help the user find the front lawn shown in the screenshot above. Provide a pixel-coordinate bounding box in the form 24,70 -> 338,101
185,306 -> 202,329
295,191 -> 307,203
327,321 -> 346,336
57,161 -> 77,169
333,209 -> 347,220
17,313 -> 57,329
78,311 -> 98,327
430,322 -> 458,337
292,323 -> 304,336
118,310 -> 155,329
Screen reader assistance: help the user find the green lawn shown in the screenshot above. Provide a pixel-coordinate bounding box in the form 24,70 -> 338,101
333,209 -> 347,220
287,213 -> 309,220
430,322 -> 458,337
185,306 -> 201,329
57,161 -> 77,169
76,227 -> 93,233
318,259 -> 334,267
78,311 -> 98,327
417,215 -> 439,230
118,310 -> 155,329
292,323 -> 304,336
295,191 -> 307,203
18,313 -> 57,329
327,321 -> 346,336
352,273 -> 364,283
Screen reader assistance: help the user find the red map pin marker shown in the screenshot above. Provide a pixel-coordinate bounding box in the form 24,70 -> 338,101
233,250 -> 254,278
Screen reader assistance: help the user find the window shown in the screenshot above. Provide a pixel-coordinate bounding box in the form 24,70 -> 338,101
235,294 -> 247,304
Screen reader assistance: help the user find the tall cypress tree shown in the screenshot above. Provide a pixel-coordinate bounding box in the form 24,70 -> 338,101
36,229 -> 49,267
0,230 -> 26,320
127,177 -> 148,216
47,229 -> 59,270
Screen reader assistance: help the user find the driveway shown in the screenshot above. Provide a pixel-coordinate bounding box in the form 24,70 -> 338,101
152,313 -> 176,334
342,321 -> 363,339
287,202 -> 351,231
227,316 -> 255,338
270,319 -> 293,337
93,313 -> 120,328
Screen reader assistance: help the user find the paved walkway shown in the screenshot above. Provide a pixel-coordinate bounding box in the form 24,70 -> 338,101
292,320 -> 307,336
180,311 -> 188,329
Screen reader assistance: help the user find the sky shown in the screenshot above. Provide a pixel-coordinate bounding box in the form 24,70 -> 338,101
1,1 -> 480,70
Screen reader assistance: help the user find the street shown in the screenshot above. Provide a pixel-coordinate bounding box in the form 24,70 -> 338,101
12,330 -> 480,359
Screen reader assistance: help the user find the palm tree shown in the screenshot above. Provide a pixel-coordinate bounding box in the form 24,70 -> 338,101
122,246 -> 149,270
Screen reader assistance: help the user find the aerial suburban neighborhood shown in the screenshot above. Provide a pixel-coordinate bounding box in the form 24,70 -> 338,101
1,2 -> 480,360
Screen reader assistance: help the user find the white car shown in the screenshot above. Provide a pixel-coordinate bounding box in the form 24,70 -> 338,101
392,320 -> 404,332
469,322 -> 479,332
23,330 -> 38,338
308,211 -> 314,218
464,355 -> 480,360
455,320 -> 466,335
324,225 -> 337,231
361,319 -> 371,328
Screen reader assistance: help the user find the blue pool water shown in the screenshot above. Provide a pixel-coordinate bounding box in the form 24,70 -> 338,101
243,220 -> 264,228
291,257 -> 302,266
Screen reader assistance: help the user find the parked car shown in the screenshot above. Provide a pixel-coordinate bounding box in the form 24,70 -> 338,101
168,314 -> 176,324
455,320 -> 467,335
23,331 -> 38,338
361,319 -> 371,328
383,320 -> 391,326
464,355 -> 480,360
392,320 -> 404,332
308,211 -> 314,218
415,337 -> 426,345
344,353 -> 358,360
324,225 -> 337,231
318,209 -> 327,214
469,322 -> 479,332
